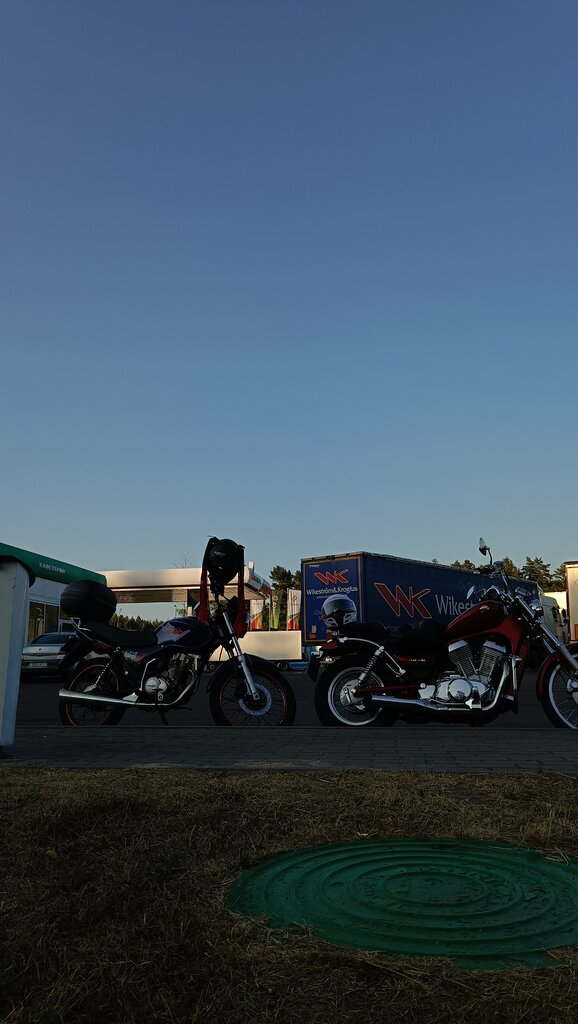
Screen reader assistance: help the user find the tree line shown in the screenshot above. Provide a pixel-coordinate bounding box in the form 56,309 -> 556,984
110,612 -> 163,631
449,555 -> 566,592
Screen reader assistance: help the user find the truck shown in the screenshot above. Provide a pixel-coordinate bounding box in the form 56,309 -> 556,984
540,592 -> 568,643
301,550 -> 539,643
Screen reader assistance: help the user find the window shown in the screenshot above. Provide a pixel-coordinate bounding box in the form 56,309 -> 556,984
28,602 -> 60,642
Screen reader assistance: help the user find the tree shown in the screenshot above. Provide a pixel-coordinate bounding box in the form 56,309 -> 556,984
551,564 -> 567,591
501,557 -> 521,579
270,566 -> 295,591
451,559 -> 478,572
269,565 -> 301,630
521,556 -> 553,591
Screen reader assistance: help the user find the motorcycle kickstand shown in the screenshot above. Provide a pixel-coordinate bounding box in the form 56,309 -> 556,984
159,710 -> 170,727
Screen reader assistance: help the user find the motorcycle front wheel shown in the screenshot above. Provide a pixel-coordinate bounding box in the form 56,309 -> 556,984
209,660 -> 296,726
314,659 -> 393,727
541,659 -> 578,729
59,658 -> 127,727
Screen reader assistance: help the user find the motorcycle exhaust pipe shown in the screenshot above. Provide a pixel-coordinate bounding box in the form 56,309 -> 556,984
59,688 -> 149,710
371,693 -> 453,712
371,687 -> 506,714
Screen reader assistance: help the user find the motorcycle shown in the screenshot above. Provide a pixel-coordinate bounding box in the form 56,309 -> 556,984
310,538 -> 578,730
58,537 -> 296,728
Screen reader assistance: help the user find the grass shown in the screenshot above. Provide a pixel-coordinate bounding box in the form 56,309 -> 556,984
1,768 -> 577,1024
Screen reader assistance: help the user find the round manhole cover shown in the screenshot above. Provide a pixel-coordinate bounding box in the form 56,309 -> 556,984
226,839 -> 578,969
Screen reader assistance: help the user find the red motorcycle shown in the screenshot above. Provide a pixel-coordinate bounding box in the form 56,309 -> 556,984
310,539 -> 578,729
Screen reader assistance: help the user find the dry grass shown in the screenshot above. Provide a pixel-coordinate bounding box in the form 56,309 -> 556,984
1,768 -> 577,1024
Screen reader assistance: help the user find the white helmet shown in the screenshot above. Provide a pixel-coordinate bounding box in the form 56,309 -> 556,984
321,594 -> 357,631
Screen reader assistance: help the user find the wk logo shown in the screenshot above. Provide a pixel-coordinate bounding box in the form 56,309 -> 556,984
375,582 -> 432,619
314,569 -> 349,585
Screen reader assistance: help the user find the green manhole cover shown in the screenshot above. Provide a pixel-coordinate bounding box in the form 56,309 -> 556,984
226,839 -> 578,969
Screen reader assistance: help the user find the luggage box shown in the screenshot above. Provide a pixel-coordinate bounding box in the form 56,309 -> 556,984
60,579 -> 117,623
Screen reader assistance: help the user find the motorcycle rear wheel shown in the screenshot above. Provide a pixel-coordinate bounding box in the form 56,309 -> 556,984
209,661 -> 296,726
314,659 -> 394,727
59,658 -> 126,727
541,660 -> 578,729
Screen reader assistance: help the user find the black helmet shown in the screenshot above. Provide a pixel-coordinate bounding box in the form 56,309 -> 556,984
203,537 -> 244,588
198,536 -> 247,637
321,594 -> 357,631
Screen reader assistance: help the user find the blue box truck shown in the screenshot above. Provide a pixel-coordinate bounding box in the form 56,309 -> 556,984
301,551 -> 538,643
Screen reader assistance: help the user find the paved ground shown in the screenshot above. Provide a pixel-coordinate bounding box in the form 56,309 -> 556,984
5,670 -> 576,774
3,725 -> 577,773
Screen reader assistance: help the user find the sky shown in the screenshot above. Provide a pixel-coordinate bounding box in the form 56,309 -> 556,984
1,0 -> 577,617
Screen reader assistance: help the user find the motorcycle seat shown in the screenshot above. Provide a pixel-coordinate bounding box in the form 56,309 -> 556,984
84,621 -> 159,649
388,620 -> 447,655
341,621 -> 392,645
341,619 -> 446,655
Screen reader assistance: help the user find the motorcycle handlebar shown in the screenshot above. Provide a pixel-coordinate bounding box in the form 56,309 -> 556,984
479,584 -> 504,602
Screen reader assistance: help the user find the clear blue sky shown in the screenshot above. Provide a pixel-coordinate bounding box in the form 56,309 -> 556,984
1,1 -> 577,608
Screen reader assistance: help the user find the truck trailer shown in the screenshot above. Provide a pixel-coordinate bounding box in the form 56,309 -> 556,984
301,550 -> 538,643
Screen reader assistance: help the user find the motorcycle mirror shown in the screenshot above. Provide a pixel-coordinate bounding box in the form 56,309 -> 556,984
467,586 -> 475,600
479,538 -> 488,555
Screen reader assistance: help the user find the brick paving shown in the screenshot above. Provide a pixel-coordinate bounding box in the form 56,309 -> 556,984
2,725 -> 577,773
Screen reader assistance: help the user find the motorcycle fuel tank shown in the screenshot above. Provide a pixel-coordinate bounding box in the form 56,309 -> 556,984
445,600 -> 505,641
155,617 -> 213,652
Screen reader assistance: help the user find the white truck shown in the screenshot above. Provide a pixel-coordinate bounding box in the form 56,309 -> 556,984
541,592 -> 568,643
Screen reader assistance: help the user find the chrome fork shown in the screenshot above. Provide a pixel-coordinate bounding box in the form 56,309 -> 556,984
221,610 -> 260,699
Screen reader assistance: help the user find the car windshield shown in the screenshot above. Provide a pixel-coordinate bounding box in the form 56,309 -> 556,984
31,634 -> 67,645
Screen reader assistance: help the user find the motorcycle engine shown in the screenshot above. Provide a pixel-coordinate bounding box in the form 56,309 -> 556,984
143,654 -> 193,700
143,676 -> 169,697
420,639 -> 508,707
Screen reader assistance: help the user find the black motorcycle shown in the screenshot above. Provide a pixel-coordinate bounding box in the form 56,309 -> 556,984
58,537 -> 296,728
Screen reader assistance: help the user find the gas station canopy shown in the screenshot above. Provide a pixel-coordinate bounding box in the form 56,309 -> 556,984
0,542 -> 106,587
102,565 -> 271,605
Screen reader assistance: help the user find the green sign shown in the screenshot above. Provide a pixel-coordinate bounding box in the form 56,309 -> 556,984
0,542 -> 106,587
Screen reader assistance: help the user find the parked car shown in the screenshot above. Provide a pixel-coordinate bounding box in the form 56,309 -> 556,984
21,632 -> 72,675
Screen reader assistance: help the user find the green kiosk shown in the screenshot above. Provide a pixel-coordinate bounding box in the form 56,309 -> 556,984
0,542 -> 106,750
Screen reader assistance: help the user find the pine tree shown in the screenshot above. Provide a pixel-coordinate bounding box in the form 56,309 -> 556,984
521,556 -> 553,591
502,557 -> 521,579
550,564 -> 567,591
